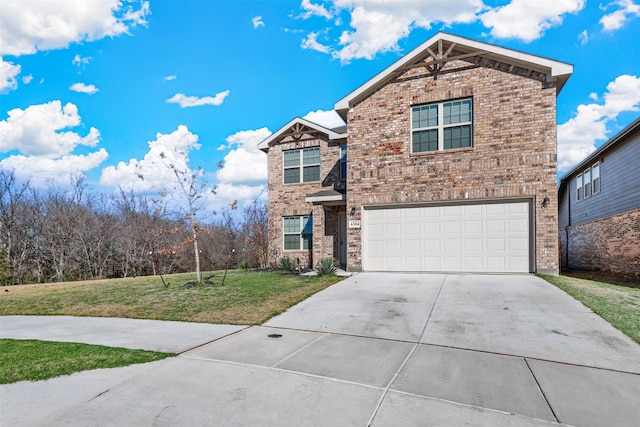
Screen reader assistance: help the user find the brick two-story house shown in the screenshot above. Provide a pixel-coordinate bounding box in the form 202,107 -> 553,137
260,32 -> 572,275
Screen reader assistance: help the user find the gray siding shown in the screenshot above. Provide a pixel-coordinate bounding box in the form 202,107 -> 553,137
560,131 -> 640,227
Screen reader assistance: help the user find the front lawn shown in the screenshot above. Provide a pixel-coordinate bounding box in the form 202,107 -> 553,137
541,274 -> 640,344
0,339 -> 173,384
0,270 -> 343,324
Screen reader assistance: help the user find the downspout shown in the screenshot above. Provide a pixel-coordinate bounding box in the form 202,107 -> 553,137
565,181 -> 571,269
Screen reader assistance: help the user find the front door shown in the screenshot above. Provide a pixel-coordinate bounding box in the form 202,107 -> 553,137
338,213 -> 347,268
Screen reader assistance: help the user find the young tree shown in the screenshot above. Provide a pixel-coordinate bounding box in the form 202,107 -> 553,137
139,148 -> 220,285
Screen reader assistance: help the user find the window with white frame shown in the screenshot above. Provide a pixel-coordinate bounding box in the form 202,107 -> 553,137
284,147 -> 320,184
576,162 -> 600,201
283,215 -> 312,250
592,162 -> 600,193
576,173 -> 583,200
412,98 -> 473,152
340,144 -> 347,180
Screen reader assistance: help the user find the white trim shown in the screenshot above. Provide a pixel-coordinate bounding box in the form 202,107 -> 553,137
335,32 -> 572,114
258,117 -> 346,151
305,194 -> 345,203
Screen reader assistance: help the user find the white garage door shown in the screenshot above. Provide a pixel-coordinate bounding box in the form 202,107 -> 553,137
362,202 -> 531,273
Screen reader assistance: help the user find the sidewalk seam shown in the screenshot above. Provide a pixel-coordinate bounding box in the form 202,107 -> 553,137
365,274 -> 448,427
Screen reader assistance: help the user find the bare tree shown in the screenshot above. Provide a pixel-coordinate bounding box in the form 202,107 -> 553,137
242,200 -> 268,268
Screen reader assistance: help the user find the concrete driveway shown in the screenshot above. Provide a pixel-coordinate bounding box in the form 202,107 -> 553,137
2,273 -> 640,426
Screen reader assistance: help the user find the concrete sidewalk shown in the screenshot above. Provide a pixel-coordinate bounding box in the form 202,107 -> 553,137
2,273 -> 640,426
0,315 -> 246,353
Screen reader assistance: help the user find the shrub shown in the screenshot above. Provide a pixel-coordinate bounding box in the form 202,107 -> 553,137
277,256 -> 294,272
315,257 -> 340,276
238,260 -> 250,272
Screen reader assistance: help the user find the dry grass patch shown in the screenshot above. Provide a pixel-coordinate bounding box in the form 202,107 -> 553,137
0,271 -> 343,325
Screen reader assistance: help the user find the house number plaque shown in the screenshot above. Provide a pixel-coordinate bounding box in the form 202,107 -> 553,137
348,220 -> 361,229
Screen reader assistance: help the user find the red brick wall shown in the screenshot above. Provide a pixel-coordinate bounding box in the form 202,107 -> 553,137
267,134 -> 343,268
565,208 -> 640,273
345,59 -> 559,273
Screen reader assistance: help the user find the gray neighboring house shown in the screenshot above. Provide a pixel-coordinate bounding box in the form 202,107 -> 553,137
558,116 -> 640,274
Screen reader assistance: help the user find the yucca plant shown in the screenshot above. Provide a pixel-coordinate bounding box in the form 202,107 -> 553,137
238,260 -> 250,272
315,257 -> 340,276
277,256 -> 295,271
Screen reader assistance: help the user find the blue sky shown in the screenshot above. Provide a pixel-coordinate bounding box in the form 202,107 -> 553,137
1,0 -> 639,211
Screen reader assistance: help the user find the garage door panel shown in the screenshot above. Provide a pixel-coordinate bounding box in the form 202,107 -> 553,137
486,219 -> 505,233
486,257 -> 506,271
485,204 -> 506,215
488,237 -> 507,252
423,239 -> 441,253
508,237 -> 529,252
404,239 -> 421,252
464,256 -> 484,270
464,238 -> 483,252
363,201 -> 531,273
444,257 -> 462,270
368,223 -> 385,236
464,220 -> 482,233
442,221 -> 461,234
463,204 -> 482,215
508,219 -> 528,232
509,257 -> 530,271
386,223 -> 402,234
422,258 -> 442,270
444,238 -> 461,251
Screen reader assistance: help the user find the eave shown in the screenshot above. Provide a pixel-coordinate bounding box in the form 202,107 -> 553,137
334,32 -> 573,120
258,117 -> 347,153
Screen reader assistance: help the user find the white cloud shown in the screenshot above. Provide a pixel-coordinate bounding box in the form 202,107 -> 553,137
252,16 -> 265,29
558,74 -> 640,171
163,74 -> 177,81
22,74 -> 33,84
100,125 -> 201,193
480,0 -> 585,42
301,32 -> 332,53
600,0 -> 640,31
70,82 -> 99,94
300,0 -> 333,19
0,57 -> 21,92
0,100 -> 100,158
0,0 -> 150,56
0,100 -> 105,184
303,109 -> 346,129
166,90 -> 230,108
305,0 -> 484,62
1,150 -> 108,185
578,29 -> 589,45
215,182 -> 266,204
72,54 -> 92,67
217,128 -> 271,185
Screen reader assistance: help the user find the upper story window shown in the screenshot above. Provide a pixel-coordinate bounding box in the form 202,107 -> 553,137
340,144 -> 347,180
412,98 -> 473,153
283,215 -> 312,250
576,162 -> 600,201
284,147 -> 320,184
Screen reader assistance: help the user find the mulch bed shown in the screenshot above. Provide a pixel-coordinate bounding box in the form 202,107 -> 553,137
562,269 -> 640,289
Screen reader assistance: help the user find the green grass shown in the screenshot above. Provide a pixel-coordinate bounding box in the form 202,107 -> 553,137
0,270 -> 343,324
0,271 -> 342,383
0,339 -> 173,384
541,274 -> 640,344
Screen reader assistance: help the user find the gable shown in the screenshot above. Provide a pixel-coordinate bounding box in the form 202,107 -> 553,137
258,117 -> 346,152
335,32 -> 573,119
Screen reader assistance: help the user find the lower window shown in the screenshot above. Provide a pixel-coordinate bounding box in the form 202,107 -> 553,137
283,215 -> 312,250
